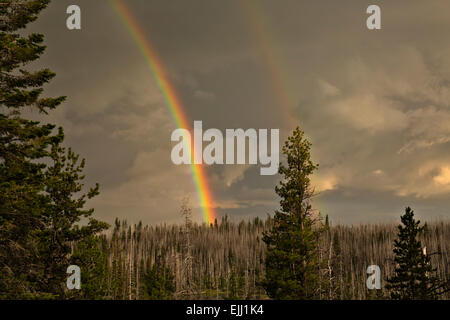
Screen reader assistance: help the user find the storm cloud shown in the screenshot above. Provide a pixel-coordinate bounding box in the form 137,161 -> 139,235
26,0 -> 450,225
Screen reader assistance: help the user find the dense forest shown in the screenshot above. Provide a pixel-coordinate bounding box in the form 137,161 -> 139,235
87,215 -> 450,300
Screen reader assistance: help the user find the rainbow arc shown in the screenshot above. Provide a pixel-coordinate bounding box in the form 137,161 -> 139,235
110,0 -> 216,224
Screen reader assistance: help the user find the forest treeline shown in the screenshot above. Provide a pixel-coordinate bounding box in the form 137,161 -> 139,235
89,215 -> 450,300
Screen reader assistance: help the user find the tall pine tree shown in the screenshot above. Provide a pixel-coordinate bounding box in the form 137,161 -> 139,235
263,127 -> 323,299
386,207 -> 449,299
0,0 -> 64,298
0,0 -> 108,299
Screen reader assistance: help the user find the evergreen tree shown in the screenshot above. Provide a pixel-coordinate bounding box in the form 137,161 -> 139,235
0,0 -> 108,299
70,235 -> 109,300
38,143 -> 108,297
263,127 -> 323,299
386,207 -> 449,299
0,0 -> 64,298
143,257 -> 175,300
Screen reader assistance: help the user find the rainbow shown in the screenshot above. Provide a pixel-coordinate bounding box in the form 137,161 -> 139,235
109,0 -> 216,224
240,0 -> 297,130
242,1 -> 329,214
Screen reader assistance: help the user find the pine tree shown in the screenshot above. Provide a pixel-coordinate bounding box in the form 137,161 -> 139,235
262,127 -> 323,299
70,235 -> 109,300
143,257 -> 175,300
39,143 -> 109,297
386,207 -> 449,299
0,0 -> 108,299
0,0 -> 65,298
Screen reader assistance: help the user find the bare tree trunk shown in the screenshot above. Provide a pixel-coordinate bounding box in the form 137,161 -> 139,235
328,238 -> 334,300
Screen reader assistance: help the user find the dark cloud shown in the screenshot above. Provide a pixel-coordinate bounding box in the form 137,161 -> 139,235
24,0 -> 450,225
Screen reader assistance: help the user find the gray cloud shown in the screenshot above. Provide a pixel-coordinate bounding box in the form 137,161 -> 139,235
24,0 -> 450,224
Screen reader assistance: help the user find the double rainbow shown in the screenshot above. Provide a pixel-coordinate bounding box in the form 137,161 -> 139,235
240,0 -> 297,130
109,0 -> 216,224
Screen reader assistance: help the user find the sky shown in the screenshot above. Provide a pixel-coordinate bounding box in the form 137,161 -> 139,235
25,0 -> 450,225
